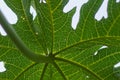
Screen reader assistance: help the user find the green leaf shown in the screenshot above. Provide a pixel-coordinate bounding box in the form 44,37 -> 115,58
0,0 -> 120,80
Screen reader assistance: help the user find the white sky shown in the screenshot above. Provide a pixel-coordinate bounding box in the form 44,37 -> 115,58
0,0 -> 114,34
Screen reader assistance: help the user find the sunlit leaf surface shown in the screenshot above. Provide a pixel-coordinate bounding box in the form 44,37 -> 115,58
0,0 -> 120,80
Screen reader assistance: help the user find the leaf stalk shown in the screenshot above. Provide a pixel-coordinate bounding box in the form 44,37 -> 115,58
0,10 -> 52,63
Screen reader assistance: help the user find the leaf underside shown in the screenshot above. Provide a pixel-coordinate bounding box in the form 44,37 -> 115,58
0,0 -> 120,80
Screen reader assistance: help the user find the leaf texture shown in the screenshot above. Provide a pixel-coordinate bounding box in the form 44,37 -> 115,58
0,0 -> 120,80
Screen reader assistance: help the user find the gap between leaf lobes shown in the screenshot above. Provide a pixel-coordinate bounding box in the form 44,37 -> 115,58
0,61 -> 6,72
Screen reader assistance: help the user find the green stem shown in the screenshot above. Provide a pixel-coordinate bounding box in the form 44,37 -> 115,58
52,61 -> 67,80
0,10 -> 51,63
40,63 -> 48,80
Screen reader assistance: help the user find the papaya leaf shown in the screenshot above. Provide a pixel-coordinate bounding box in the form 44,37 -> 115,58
0,0 -> 120,80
